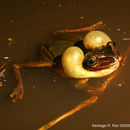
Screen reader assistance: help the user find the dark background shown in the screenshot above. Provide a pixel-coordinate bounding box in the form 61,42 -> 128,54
0,0 -> 130,130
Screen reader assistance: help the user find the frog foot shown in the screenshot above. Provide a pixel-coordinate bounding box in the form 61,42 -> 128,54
75,79 -> 89,90
75,79 -> 104,96
10,85 -> 24,102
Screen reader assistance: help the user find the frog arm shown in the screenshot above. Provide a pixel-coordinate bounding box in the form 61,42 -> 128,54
10,61 -> 52,102
75,70 -> 119,95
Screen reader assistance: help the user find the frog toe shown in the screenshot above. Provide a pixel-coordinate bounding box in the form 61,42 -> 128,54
10,85 -> 24,102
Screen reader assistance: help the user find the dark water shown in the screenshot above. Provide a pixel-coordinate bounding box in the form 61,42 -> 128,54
0,0 -> 130,130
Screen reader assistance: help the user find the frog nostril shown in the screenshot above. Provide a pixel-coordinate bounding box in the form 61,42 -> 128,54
111,41 -> 116,46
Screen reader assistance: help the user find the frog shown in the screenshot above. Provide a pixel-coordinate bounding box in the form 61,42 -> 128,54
10,21 -> 123,130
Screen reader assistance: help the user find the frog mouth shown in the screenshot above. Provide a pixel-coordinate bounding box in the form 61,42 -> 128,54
83,42 -> 122,71
90,55 -> 121,71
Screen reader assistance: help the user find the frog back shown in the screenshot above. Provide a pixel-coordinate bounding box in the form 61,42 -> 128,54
41,40 -> 74,59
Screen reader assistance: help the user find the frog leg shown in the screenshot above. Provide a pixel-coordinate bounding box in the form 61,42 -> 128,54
38,70 -> 118,130
76,70 -> 119,95
0,63 -> 6,87
53,21 -> 104,34
121,46 -> 130,66
38,96 -> 98,130
10,61 -> 52,102
41,42 -> 54,61
52,21 -> 104,42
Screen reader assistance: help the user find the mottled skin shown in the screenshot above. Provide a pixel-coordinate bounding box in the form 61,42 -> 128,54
41,40 -> 74,61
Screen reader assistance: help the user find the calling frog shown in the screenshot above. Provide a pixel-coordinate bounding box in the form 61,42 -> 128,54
9,21 -> 129,130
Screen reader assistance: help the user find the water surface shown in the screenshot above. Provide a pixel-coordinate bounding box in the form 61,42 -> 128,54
0,0 -> 130,130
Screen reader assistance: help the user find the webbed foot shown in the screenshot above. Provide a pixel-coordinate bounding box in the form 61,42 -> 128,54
11,62 -> 52,102
10,85 -> 24,102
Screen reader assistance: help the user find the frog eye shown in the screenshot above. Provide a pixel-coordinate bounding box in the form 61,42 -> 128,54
87,57 -> 97,66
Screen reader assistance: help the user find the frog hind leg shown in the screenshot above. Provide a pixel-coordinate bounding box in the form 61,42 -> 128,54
10,61 -> 52,103
41,42 -> 54,61
52,21 -> 104,42
38,70 -> 118,130
76,70 -> 119,95
38,96 -> 98,130
53,21 -> 104,34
